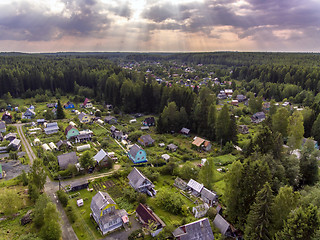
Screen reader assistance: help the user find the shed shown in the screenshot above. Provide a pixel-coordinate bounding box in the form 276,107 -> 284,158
167,143 -> 178,152
70,179 -> 89,191
129,119 -> 137,123
49,142 -> 58,151
187,179 -> 204,196
180,127 -> 190,135
57,152 -> 78,170
93,149 -> 109,164
213,214 -> 236,237
77,144 -> 91,152
33,138 -> 41,146
161,154 -> 170,161
158,143 -> 165,147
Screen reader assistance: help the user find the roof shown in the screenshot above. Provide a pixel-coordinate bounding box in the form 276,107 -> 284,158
187,179 -> 204,193
57,152 -> 78,170
161,154 -> 170,160
192,137 -> 205,147
213,214 -> 230,235
84,98 -> 90,106
25,109 -> 35,115
76,144 -> 91,151
91,191 -> 116,217
104,116 -> 116,121
4,133 -> 17,140
252,111 -> 266,119
127,167 -> 153,190
110,125 -> 117,132
201,187 -> 217,201
128,144 -> 143,158
136,203 -> 165,227
93,149 -> 108,163
181,127 -> 190,134
65,125 -> 78,134
143,117 -> 155,124
9,138 -> 21,147
172,218 -> 214,240
2,111 -> 12,118
139,135 -> 154,144
76,133 -> 92,140
0,121 -> 5,129
78,112 -> 86,120
56,140 -> 72,149
47,122 -> 58,128
167,143 -> 178,150
174,177 -> 188,190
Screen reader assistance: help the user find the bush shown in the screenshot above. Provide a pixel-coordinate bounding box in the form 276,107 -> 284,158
128,229 -> 144,240
137,193 -> 147,204
57,190 -> 69,207
66,205 -> 77,223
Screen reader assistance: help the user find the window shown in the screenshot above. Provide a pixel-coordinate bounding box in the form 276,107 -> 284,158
142,157 -> 144,159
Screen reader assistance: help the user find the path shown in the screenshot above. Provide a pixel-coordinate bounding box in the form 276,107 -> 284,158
15,123 -> 78,240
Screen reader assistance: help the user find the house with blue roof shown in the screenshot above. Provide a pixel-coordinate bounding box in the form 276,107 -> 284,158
64,101 -> 75,109
127,144 -> 147,164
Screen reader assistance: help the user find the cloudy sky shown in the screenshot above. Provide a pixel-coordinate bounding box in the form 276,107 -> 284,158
0,0 -> 320,52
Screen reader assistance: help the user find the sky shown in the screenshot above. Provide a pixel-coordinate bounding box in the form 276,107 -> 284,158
0,0 -> 320,52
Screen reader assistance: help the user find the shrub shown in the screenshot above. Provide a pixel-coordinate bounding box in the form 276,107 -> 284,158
66,205 -> 77,223
57,190 -> 69,207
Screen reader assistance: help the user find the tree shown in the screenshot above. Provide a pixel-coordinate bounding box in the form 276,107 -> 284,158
79,151 -> 94,170
311,113 -> 320,143
207,104 -> 217,140
245,182 -> 273,240
287,111 -> 304,149
269,99 -> 277,116
156,189 -> 184,214
299,139 -> 319,186
275,205 -> 319,240
281,155 -> 300,187
179,161 -> 199,180
21,170 -> 29,186
272,107 -> 289,138
199,158 -> 215,189
271,186 -> 300,236
216,104 -> 230,145
0,188 -> 22,216
40,203 -> 61,240
56,100 -> 65,119
33,194 -> 51,229
28,159 -> 46,192
57,190 -> 69,207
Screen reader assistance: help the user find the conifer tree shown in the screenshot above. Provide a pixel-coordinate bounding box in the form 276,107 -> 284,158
56,100 -> 65,119
245,182 -> 273,240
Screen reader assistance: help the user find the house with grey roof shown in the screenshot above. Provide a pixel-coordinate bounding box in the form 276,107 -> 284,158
8,139 -> 21,151
0,121 -> 6,133
127,144 -> 147,164
2,111 -> 12,124
93,149 -> 110,165
180,127 -> 190,135
104,116 -> 117,124
44,122 -> 59,135
187,179 -> 204,196
57,152 -> 78,170
138,134 -> 155,146
4,133 -> 17,142
127,167 -> 156,196
23,108 -> 36,119
90,191 -> 129,235
251,111 -> 266,123
56,140 -> 72,150
172,218 -> 214,240
201,187 -> 218,207
213,214 -> 236,237
167,143 -> 178,152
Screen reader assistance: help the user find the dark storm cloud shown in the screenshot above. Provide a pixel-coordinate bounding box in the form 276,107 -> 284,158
0,0 -> 131,41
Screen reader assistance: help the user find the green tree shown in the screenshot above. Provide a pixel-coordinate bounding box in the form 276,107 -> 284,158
21,170 -> 29,186
207,104 -> 217,140
179,161 -> 199,180
79,151 -> 94,170
0,188 -> 22,216
216,104 -> 230,145
28,159 -> 47,192
56,100 -> 65,119
33,194 -> 51,229
40,202 -> 61,240
57,190 -> 69,207
155,189 -> 184,214
311,113 -> 320,143
272,107 -> 289,138
300,139 -> 319,186
199,158 -> 215,189
275,205 -> 319,240
269,99 -> 277,116
271,186 -> 300,236
245,182 -> 273,240
287,111 -> 304,149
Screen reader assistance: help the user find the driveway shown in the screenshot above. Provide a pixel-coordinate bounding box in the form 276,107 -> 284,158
103,215 -> 142,240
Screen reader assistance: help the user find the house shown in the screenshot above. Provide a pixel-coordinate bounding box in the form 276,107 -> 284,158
161,154 -> 170,161
192,204 -> 209,218
138,135 -> 155,146
142,117 -> 155,127
2,111 -> 12,124
167,143 -> 178,152
56,140 -> 72,150
213,214 -> 236,238
180,128 -> 190,135
75,132 -> 92,143
172,218 -> 214,240
37,119 -> 45,125
7,104 -> 12,111
282,101 -> 291,107
187,179 -> 204,196
65,125 -> 80,140
0,121 -> 6,133
201,187 -> 218,207
129,119 -> 137,124
78,112 -> 91,123
76,144 -> 91,152
158,143 -> 165,147
263,102 -> 271,111
44,122 -> 59,135
64,101 -> 75,109
57,152 -> 78,170
23,109 -> 36,119
236,94 -> 246,102
90,191 -> 129,235
8,139 -> 21,151
127,144 -> 148,164
238,125 -> 249,134
106,104 -> 113,110
224,89 -> 233,97
217,92 -> 227,100
28,105 -> 35,110
192,137 -> 212,151
174,177 -> 188,191
251,111 -> 266,123
112,130 -> 125,140
93,149 -> 110,164
141,126 -> 150,131
231,100 -> 238,106
69,179 -> 89,192
127,167 -> 156,196
110,125 -> 117,133
136,203 -> 166,237
104,116 -> 117,124
83,98 -> 93,108
47,103 -> 55,108
4,133 -> 17,142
